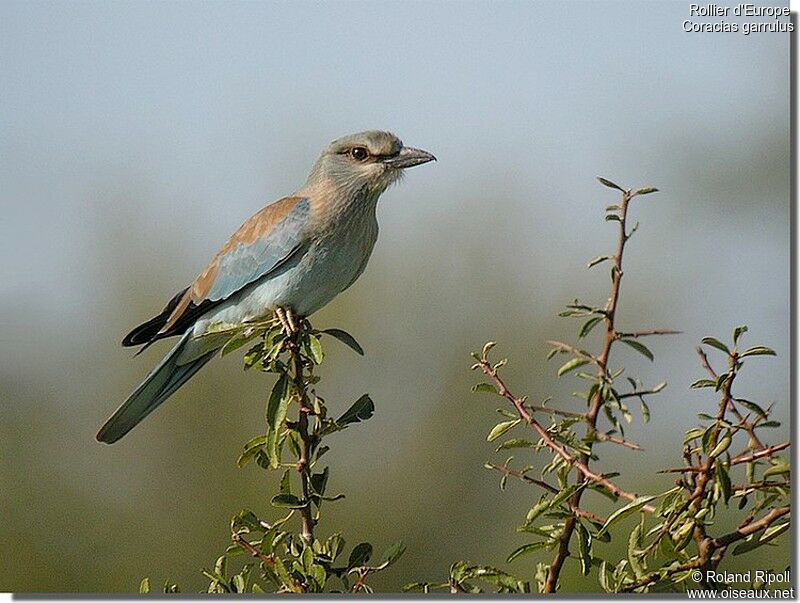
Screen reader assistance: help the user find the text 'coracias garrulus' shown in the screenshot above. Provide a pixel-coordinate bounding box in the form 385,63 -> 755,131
97,131 -> 435,443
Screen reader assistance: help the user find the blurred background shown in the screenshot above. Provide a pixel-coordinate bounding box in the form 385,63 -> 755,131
1,0 -> 790,593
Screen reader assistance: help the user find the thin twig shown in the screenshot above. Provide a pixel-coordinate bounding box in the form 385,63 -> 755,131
594,432 -> 643,450
616,329 -> 682,338
231,532 -> 275,567
528,403 -> 584,418
287,326 -> 315,544
487,463 -> 607,524
696,348 -> 766,451
543,187 -> 636,592
545,340 -> 599,362
733,480 -> 790,493
619,559 -> 704,593
351,569 -> 369,594
478,361 -> 655,513
661,441 -> 790,474
730,441 -> 789,465
711,506 -> 790,548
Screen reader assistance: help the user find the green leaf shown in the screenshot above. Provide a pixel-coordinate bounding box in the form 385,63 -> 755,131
305,334 -> 324,364
690,379 -> 716,389
378,541 -> 406,568
627,523 -> 645,578
636,398 -> 649,423
231,574 -> 245,593
319,328 -> 364,356
576,522 -> 592,576
597,176 -> 626,192
279,470 -> 292,495
221,329 -> 262,357
266,374 -> 290,469
708,432 -> 732,458
336,394 -> 375,426
325,533 -> 346,561
231,509 -> 262,533
762,460 -> 790,479
599,560 -> 612,592
579,316 -> 604,339
732,534 -> 762,556
139,578 -> 151,594
487,419 -> 520,442
472,382 -> 499,394
733,325 -> 748,344
548,485 -> 580,510
587,256 -> 611,269
495,438 -> 536,451
310,467 -> 329,497
237,435 -> 267,468
730,523 -> 788,557
558,357 -> 590,377
702,337 -> 730,354
347,542 -> 372,569
684,427 -> 705,443
619,338 -> 654,361
715,462 -> 732,504
739,346 -> 776,358
632,187 -> 658,197
270,494 -> 305,509
597,495 -> 658,537
734,398 -> 768,420
760,521 -> 789,543
507,541 -> 549,563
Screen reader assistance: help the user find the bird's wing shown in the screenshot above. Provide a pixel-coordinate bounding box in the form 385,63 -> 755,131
163,195 -> 312,330
201,196 -> 311,303
122,196 -> 312,345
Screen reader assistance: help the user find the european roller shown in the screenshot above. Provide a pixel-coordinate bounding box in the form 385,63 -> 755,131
97,131 -> 435,444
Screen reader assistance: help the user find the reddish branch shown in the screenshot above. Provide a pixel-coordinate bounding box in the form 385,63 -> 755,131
487,463 -> 607,524
623,507 -> 790,593
478,360 -> 655,514
731,441 -> 790,465
595,432 -> 642,450
617,329 -> 682,338
487,188 -> 662,592
288,330 -> 316,544
711,506 -> 789,547
539,189 -> 632,592
351,569 -> 369,594
231,531 -> 275,567
696,348 -> 766,450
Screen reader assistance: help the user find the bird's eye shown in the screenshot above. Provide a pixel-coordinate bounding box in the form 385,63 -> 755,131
350,147 -> 369,161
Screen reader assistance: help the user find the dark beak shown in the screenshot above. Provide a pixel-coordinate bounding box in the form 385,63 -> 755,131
384,146 -> 436,169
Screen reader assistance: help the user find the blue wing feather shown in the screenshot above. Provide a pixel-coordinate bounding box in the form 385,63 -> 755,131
206,197 -> 310,301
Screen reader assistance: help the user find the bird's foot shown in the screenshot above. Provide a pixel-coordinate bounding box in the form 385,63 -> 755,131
275,307 -> 302,336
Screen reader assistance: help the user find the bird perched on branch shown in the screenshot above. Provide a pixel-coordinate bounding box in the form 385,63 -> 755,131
97,131 -> 435,443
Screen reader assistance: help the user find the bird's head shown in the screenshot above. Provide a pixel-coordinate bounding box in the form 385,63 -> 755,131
303,130 -> 435,200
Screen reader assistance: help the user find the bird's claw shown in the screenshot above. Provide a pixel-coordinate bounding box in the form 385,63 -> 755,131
275,307 -> 302,336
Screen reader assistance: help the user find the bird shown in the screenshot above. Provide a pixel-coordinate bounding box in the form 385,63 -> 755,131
97,130 -> 435,444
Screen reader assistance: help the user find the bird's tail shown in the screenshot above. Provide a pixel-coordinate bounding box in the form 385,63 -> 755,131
96,331 -> 218,444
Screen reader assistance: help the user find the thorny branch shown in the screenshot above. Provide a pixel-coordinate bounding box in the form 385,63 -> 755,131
696,348 -> 766,451
487,463 -> 607,524
287,327 -> 316,544
545,186 -> 633,592
477,359 -> 656,514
